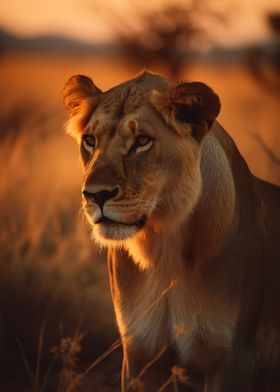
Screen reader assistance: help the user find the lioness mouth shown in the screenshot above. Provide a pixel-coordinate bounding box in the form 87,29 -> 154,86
96,216 -> 147,229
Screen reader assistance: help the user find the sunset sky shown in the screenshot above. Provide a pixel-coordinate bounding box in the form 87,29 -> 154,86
0,0 -> 280,46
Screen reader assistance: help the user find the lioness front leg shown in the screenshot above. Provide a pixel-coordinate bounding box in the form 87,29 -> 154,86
204,368 -> 224,392
122,344 -> 192,392
204,345 -> 255,392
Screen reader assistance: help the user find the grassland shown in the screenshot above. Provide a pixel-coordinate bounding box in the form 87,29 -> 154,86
0,52 -> 279,391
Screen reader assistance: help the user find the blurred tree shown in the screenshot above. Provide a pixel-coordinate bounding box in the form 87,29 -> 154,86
247,12 -> 280,98
89,0 -> 227,80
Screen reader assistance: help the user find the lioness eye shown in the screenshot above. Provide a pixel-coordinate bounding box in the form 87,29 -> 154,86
82,135 -> 96,152
135,135 -> 151,147
133,135 -> 153,153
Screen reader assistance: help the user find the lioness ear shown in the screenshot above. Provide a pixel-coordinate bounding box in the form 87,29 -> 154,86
62,75 -> 101,139
150,82 -> 220,142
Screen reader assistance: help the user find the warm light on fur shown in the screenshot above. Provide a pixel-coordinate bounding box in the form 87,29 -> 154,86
63,71 -> 280,391
62,74 -> 100,140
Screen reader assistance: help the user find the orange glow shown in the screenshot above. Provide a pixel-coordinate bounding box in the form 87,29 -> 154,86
0,0 -> 280,46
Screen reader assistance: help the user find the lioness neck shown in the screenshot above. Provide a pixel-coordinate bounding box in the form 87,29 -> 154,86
126,126 -> 236,271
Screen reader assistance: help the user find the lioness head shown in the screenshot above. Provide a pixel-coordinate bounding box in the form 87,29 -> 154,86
63,72 -> 220,246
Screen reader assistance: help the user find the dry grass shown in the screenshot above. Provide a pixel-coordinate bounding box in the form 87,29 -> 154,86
0,75 -> 120,390
0,52 -> 279,391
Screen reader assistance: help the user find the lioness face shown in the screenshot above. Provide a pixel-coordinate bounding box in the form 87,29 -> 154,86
63,72 -> 220,245
80,106 -> 201,244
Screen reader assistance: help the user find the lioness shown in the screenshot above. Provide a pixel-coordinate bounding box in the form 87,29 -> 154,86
62,72 -> 280,391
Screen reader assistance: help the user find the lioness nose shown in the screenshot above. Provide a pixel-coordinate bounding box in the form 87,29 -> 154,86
82,187 -> 119,210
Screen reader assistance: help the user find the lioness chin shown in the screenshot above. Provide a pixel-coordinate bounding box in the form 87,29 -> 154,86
63,71 -> 280,391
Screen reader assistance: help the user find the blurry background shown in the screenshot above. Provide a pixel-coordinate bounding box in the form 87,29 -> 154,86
0,0 -> 280,391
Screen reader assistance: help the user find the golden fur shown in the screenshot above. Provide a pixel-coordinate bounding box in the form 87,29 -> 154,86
63,71 -> 280,391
